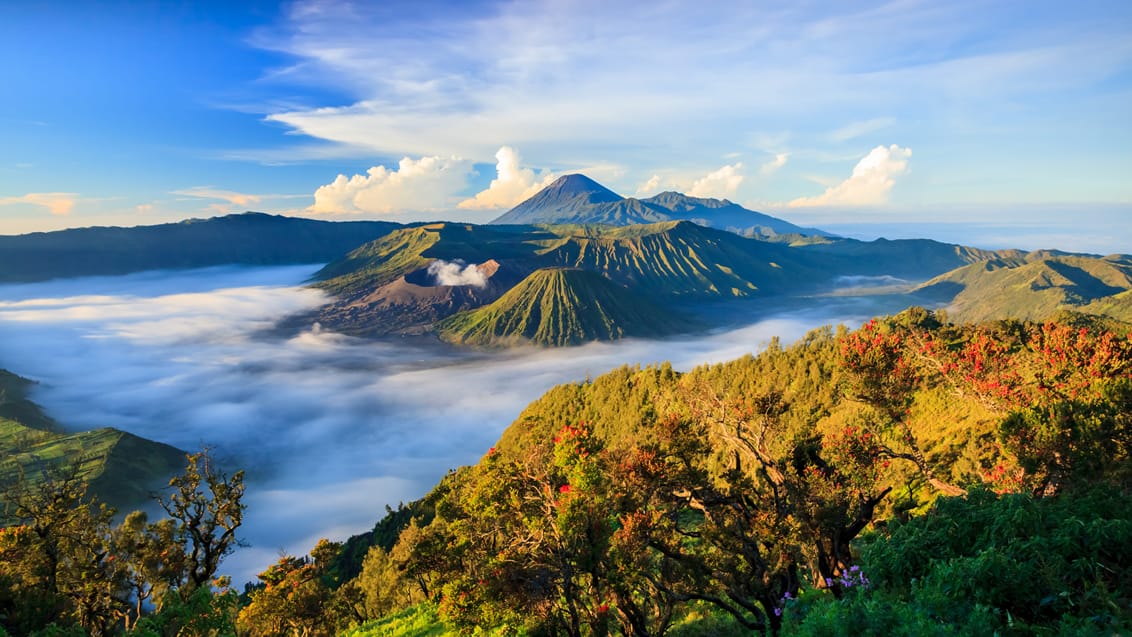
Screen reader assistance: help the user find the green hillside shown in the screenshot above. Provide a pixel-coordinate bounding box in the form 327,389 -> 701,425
0,369 -> 185,518
311,310 -> 1132,636
309,221 -> 837,345
314,223 -> 554,296
533,221 -> 828,298
435,268 -> 690,346
915,253 -> 1132,323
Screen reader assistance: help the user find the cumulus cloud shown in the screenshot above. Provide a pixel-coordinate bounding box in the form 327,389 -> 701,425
636,174 -> 661,196
458,147 -> 555,210
688,163 -> 744,198
789,145 -> 912,207
0,192 -> 77,216
760,153 -> 789,175
427,260 -> 487,287
309,155 -> 472,216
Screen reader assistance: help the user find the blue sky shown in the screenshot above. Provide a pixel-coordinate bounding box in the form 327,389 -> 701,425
1,0 -> 1129,251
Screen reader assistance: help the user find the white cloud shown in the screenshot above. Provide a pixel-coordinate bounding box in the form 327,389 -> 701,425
789,145 -> 912,207
760,153 -> 789,175
0,192 -> 77,216
173,187 -> 263,207
688,163 -> 744,198
308,155 -> 472,216
427,260 -> 488,287
636,174 -> 661,196
458,146 -> 554,210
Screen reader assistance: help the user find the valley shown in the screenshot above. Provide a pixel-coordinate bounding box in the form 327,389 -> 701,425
0,177 -> 1128,633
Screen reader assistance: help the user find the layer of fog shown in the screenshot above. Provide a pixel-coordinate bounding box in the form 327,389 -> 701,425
0,265 -> 912,583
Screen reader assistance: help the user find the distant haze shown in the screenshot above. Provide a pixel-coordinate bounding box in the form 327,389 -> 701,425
0,266 -> 919,583
809,208 -> 1131,255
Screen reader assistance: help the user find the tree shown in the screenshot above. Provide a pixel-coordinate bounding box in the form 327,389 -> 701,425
157,450 -> 245,596
0,470 -> 126,637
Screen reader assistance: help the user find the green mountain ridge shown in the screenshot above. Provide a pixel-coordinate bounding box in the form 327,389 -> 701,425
914,253 -> 1132,323
435,267 -> 690,346
307,216 -> 1129,347
534,220 -> 827,298
309,220 -> 845,344
0,212 -> 399,282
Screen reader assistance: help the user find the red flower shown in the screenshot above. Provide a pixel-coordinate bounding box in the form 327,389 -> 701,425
559,484 -> 573,493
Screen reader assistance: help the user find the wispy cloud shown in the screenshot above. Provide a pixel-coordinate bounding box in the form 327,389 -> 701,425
790,145 -> 911,207
173,187 -> 263,207
172,187 -> 309,216
760,153 -> 789,175
829,118 -> 895,143
0,192 -> 78,216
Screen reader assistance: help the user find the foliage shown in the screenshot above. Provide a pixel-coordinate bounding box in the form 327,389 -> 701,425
783,487 -> 1132,636
157,451 -> 246,595
350,310 -> 1132,635
0,450 -> 247,637
237,539 -> 354,637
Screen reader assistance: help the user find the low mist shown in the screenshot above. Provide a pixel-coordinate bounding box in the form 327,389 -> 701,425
0,265 -> 911,583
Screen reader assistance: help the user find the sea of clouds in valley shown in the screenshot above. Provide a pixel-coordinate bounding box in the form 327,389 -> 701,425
0,265 -> 915,583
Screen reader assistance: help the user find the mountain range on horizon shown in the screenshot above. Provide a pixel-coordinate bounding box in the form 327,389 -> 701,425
490,173 -> 832,238
0,173 -> 1130,348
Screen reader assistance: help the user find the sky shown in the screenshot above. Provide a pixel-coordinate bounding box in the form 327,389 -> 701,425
1,0 -> 1130,250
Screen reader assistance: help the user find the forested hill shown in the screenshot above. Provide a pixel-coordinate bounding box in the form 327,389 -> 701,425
311,308 -> 1131,636
0,213 -> 400,282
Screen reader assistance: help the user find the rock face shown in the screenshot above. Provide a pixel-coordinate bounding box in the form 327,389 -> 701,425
311,259 -> 529,336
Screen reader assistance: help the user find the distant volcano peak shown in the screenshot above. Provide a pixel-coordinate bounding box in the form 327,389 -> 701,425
539,174 -> 622,203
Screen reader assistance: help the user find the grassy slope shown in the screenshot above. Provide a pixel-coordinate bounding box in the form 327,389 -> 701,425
915,254 -> 1132,323
314,223 -> 556,296
534,221 -> 828,298
0,370 -> 185,517
435,268 -> 691,347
